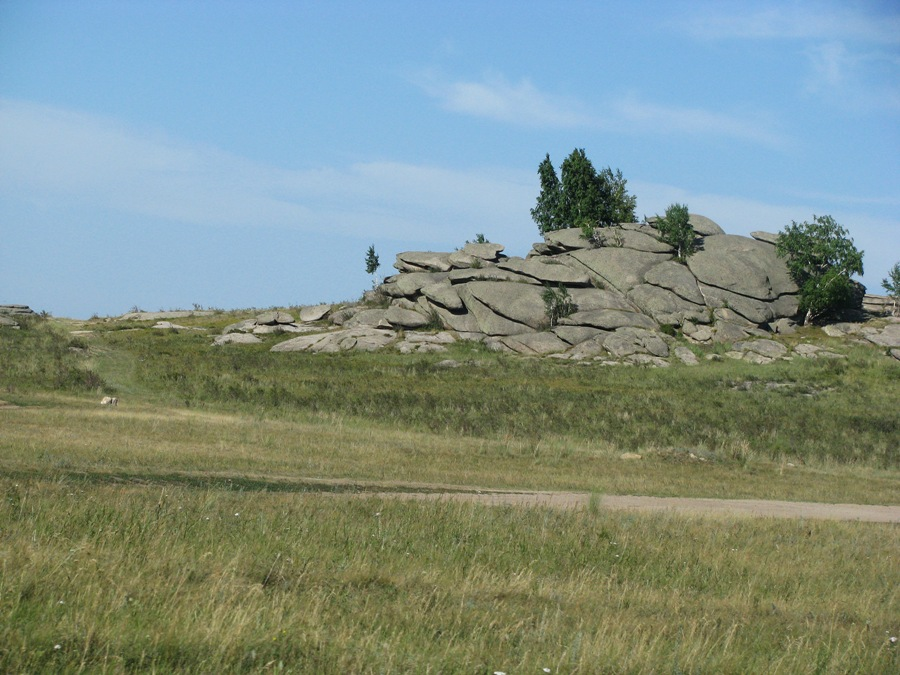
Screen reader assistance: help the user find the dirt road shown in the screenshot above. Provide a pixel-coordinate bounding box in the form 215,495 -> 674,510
362,489 -> 900,523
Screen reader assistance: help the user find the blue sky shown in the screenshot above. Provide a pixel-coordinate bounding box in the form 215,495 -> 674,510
1,0 -> 898,318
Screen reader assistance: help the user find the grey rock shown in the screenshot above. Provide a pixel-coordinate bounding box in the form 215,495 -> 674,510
890,348 -> 900,361
462,242 -> 505,260
626,353 -> 671,367
569,248 -> 670,294
0,304 -> 37,316
688,234 -> 797,301
497,258 -> 591,286
591,227 -> 673,254
561,308 -> 657,331
271,327 -> 396,353
529,242 -> 556,256
447,267 -> 537,284
604,327 -> 669,358
394,251 -> 453,273
384,306 -> 429,329
552,325 -> 605,345
403,331 -> 456,345
464,281 -> 549,331
674,346 -> 700,365
626,284 -> 709,326
543,227 -> 593,250
329,306 -> 362,326
381,272 -> 449,298
497,332 -> 570,355
0,315 -> 20,327
865,324 -> 900,348
743,352 -> 775,365
732,339 -> 788,359
688,214 -> 725,236
713,322 -> 751,344
457,285 -> 533,336
119,310 -> 214,321
152,321 -> 202,330
421,282 -> 464,311
223,319 -> 258,334
769,317 -> 797,334
566,286 -> 635,312
213,333 -> 263,346
751,231 -> 780,245
256,310 -> 295,325
447,251 -> 479,269
430,304 -> 481,333
793,343 -> 823,358
699,284 -> 779,325
643,260 -> 706,305
344,309 -> 391,328
565,335 -> 609,360
684,323 -> 714,343
299,304 -> 332,322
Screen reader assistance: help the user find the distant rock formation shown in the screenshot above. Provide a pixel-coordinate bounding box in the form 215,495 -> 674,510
0,305 -> 37,328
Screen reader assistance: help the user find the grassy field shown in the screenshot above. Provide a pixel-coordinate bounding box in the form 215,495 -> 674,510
1,313 -> 898,672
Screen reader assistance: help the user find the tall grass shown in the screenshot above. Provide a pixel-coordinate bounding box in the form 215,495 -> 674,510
1,477 -> 897,673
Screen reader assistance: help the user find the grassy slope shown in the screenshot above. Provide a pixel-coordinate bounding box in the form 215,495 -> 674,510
1,315 -> 898,672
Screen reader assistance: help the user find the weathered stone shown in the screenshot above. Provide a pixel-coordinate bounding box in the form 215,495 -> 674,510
403,331 -> 456,345
769,317 -> 797,334
750,231 -> 780,245
733,339 -> 788,359
381,272 -> 448,298
119,310 -> 214,321
497,332 -> 570,355
626,284 -> 708,326
712,322 -> 750,344
421,281 -> 464,310
457,285 -> 533,336
497,258 -> 591,286
299,304 -> 332,322
565,335 -> 609,360
627,354 -> 670,367
743,352 -> 775,365
394,251 -> 453,272
329,306 -> 362,326
256,310 -> 295,325
683,322 -> 714,343
464,281 -> 549,330
674,345 -> 700,365
890,348 -> 900,361
560,308 -> 657,331
0,315 -> 18,327
590,227 -> 673,254
569,248 -> 670,294
344,309 -> 391,328
865,324 -> 900,348
447,251 -> 479,269
566,286 -> 634,312
0,304 -> 37,316
604,327 -> 669,358
430,304 -> 480,333
699,284 -> 779,325
271,327 -> 396,353
213,333 -> 263,346
462,242 -> 505,260
688,234 -> 797,301
543,227 -> 592,250
384,306 -> 429,329
529,242 -> 555,256
643,260 -> 706,304
223,319 -> 258,334
688,214 -> 725,236
552,325 -> 605,345
151,321 -> 202,331
447,267 -> 537,284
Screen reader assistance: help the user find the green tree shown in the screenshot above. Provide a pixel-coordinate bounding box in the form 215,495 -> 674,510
654,203 -> 696,261
364,245 -> 380,287
776,215 -> 864,325
530,154 -> 562,234
531,149 -> 636,234
882,261 -> 900,315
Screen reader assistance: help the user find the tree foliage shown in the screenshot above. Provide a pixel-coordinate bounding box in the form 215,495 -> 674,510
882,261 -> 900,315
530,149 -> 636,234
365,245 -> 380,277
776,215 -> 864,325
654,203 -> 696,261
541,284 -> 577,327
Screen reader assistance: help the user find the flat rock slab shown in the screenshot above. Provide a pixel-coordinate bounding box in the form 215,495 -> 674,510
298,304 -> 332,322
497,258 -> 591,286
496,332 -> 570,355
627,284 -> 708,326
464,281 -> 549,331
688,234 -> 797,301
256,310 -> 295,325
561,308 -> 657,331
119,310 -> 215,321
591,227 -> 673,254
212,333 -> 263,346
395,251 -> 453,272
643,260 -> 706,304
271,327 -> 396,353
569,248 -> 670,294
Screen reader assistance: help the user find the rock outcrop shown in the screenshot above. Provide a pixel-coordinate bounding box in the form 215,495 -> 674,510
0,305 -> 38,328
363,216 -> 804,360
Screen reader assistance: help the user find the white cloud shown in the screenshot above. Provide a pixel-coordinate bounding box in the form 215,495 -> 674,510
0,99 -> 535,246
416,71 -> 592,128
416,73 -> 787,147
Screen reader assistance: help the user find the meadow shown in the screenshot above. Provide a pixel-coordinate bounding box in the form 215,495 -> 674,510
0,313 -> 898,672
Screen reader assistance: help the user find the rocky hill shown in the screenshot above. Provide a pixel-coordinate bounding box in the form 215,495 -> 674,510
259,215 -> 898,364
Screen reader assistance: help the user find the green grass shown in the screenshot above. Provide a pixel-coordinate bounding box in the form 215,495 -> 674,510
1,313 -> 899,672
1,477 -> 897,674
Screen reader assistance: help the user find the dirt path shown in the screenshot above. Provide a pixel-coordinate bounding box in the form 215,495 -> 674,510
360,490 -> 900,523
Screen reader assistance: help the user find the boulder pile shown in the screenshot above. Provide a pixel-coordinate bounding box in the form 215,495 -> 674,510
0,305 -> 37,328
279,216 -> 804,360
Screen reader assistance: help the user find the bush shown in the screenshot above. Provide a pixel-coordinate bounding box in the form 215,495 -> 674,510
776,215 -> 864,325
654,203 -> 697,261
882,261 -> 900,315
541,285 -> 577,327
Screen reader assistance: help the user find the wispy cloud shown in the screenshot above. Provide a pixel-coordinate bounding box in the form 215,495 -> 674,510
415,70 -> 592,128
415,72 -> 787,147
0,99 -> 535,246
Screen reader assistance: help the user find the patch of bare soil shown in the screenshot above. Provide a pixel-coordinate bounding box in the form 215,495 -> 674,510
360,490 -> 900,523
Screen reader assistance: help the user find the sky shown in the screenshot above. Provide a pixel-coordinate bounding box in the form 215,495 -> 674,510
1,0 -> 898,319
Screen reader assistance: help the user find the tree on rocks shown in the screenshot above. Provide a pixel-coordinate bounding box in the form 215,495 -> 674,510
882,261 -> 900,316
530,149 -> 636,234
365,245 -> 381,287
654,203 -> 696,261
776,215 -> 864,325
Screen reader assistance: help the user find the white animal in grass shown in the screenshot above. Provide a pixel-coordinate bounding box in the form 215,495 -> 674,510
100,396 -> 118,406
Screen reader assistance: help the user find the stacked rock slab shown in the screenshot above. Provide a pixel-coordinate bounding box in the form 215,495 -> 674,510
367,216 -> 802,356
0,305 -> 37,328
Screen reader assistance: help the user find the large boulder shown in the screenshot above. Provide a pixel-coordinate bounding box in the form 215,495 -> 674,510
626,285 -> 709,326
497,258 -> 591,286
447,267 -> 538,284
687,234 -> 797,301
394,251 -> 453,273
643,260 -> 706,305
421,281 -> 464,311
384,306 -> 429,329
494,332 -> 570,356
271,327 -> 397,353
381,272 -> 449,298
568,248 -> 670,294
604,327 -> 669,358
590,227 -> 674,254
560,308 -> 657,331
462,281 -> 548,331
543,228 -> 592,250
461,241 -> 505,260
299,304 -> 332,323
